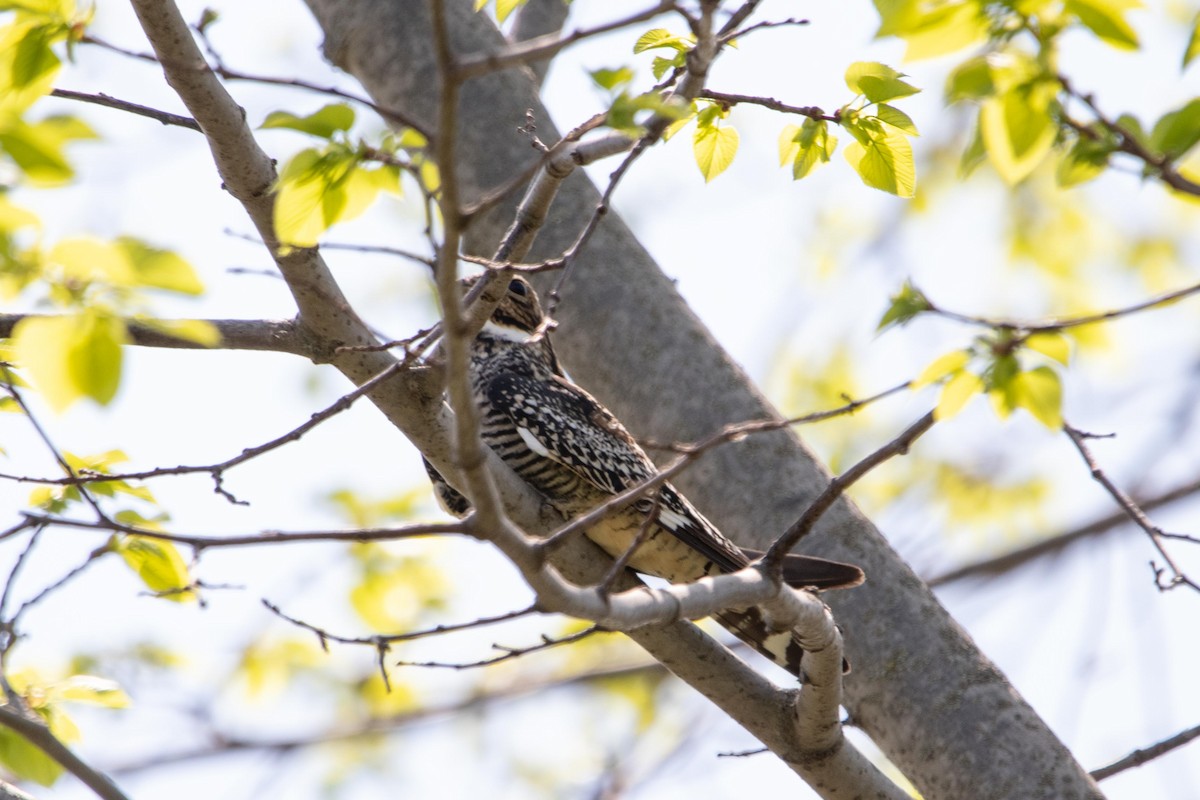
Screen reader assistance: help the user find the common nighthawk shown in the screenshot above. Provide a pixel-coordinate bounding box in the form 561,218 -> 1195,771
425,275 -> 864,677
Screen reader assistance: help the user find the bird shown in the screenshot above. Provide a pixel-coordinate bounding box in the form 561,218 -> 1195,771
424,274 -> 864,678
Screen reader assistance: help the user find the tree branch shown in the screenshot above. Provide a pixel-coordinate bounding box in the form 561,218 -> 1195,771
0,705 -> 129,800
926,476 -> 1200,587
1090,722 -> 1200,781
0,314 -> 305,354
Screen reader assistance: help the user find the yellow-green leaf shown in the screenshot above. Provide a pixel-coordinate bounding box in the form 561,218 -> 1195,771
633,28 -> 691,54
1185,12 -> 1200,69
935,369 -> 982,420
913,349 -> 971,389
1064,0 -> 1140,50
11,312 -> 126,411
49,675 -> 131,708
494,0 -> 525,23
980,84 -> 1057,184
273,147 -> 356,249
1024,332 -> 1070,365
1056,136 -> 1111,187
845,61 -> 921,104
112,534 -> 195,602
1012,366 -> 1063,428
0,193 -> 40,232
261,103 -> 355,139
0,725 -> 63,786
780,118 -> 837,180
693,122 -> 738,182
117,238 -> 205,295
875,103 -> 919,135
874,0 -> 988,60
49,236 -> 132,284
844,123 -> 916,197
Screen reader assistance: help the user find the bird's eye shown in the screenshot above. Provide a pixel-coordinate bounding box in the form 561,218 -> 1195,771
508,279 -> 528,296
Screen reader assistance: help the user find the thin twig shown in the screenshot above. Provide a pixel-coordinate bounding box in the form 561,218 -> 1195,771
926,280 -> 1200,333
50,88 -> 201,130
453,1 -> 676,80
764,411 -> 936,572
394,625 -> 604,670
21,512 -> 468,552
1090,722 -> 1200,781
1063,424 -> 1198,592
926,476 -> 1200,587
262,599 -> 538,647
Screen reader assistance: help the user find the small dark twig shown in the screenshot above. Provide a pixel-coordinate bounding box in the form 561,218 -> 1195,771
699,89 -> 835,122
1090,722 -> 1200,781
262,599 -> 539,647
926,280 -> 1200,334
51,88 -> 201,130
394,625 -> 604,670
764,411 -> 936,573
1063,423 -> 1199,593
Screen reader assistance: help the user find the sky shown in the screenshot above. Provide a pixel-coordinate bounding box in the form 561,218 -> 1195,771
2,1 -> 1200,798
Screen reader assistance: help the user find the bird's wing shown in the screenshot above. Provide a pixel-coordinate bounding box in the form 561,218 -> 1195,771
486,372 -> 748,574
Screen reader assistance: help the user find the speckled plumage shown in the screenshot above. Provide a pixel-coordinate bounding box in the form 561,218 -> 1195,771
425,276 -> 863,677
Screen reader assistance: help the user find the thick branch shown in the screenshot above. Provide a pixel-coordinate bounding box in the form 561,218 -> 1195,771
0,313 -> 304,354
0,705 -> 129,800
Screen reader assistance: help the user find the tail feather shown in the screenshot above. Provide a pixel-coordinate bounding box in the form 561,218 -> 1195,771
740,548 -> 865,591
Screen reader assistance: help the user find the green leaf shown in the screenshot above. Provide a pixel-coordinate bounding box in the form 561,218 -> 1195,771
10,22 -> 60,89
1012,366 -> 1063,428
913,349 -> 971,389
1185,12 -> 1200,69
1056,136 -> 1112,187
112,534 -> 195,602
260,103 -> 355,139
980,82 -> 1057,184
779,118 -> 838,180
877,280 -> 930,331
843,119 -> 916,197
935,370 -> 983,420
273,147 -> 357,249
845,61 -> 921,104
49,236 -> 132,284
65,312 -> 124,407
873,0 -> 988,60
651,53 -> 684,80
0,725 -> 64,786
117,238 -> 205,295
1064,0 -> 1141,50
11,311 -> 126,411
1148,99 -> 1200,158
1024,332 -> 1071,365
874,103 -> 919,135
945,56 -> 995,103
633,28 -> 691,54
589,66 -> 633,91
693,122 -> 738,182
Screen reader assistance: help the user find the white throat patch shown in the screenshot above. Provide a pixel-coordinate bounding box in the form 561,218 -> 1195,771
482,320 -> 533,343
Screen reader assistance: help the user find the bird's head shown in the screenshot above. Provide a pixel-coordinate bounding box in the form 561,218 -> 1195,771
466,274 -> 546,343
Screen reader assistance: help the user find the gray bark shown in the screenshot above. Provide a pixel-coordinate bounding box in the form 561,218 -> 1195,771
302,1 -> 1105,798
